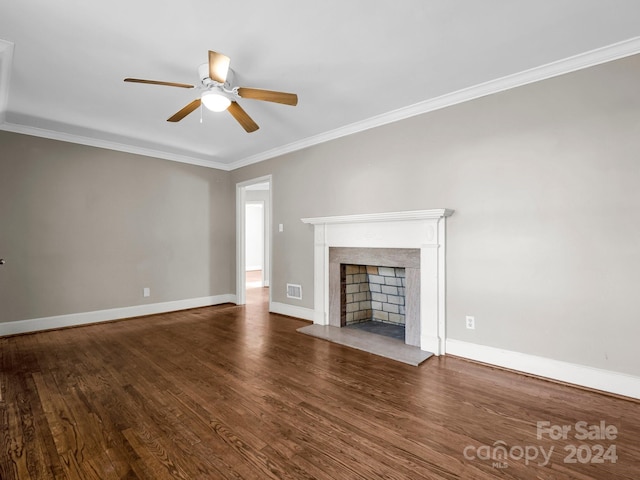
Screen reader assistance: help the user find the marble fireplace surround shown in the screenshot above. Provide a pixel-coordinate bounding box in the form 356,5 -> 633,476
301,209 -> 454,355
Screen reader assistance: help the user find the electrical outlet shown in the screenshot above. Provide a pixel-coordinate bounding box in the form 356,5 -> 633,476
143,287 -> 150,297
465,316 -> 475,330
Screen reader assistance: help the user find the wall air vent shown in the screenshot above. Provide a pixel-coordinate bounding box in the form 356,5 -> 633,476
286,283 -> 302,300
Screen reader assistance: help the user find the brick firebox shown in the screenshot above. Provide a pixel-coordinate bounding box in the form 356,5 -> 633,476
341,264 -> 406,326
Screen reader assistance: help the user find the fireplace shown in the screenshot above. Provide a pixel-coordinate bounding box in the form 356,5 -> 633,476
301,209 -> 453,355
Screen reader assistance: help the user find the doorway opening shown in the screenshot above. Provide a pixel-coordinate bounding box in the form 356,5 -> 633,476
236,175 -> 271,306
245,200 -> 265,289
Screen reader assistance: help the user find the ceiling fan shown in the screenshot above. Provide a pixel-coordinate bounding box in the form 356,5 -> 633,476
124,50 -> 298,133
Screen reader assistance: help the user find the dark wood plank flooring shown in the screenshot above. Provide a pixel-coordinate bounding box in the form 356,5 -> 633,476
1,284 -> 639,479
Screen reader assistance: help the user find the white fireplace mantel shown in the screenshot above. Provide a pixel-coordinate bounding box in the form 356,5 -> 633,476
301,209 -> 454,355
301,209 -> 454,225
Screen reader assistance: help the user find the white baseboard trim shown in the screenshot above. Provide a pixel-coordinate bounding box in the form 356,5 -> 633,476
0,294 -> 237,337
446,339 -> 640,400
270,301 -> 315,321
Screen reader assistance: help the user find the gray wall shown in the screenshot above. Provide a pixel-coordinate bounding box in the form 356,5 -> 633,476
232,54 -> 640,376
0,132 -> 235,323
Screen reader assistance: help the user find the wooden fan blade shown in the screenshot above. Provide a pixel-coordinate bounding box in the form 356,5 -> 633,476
124,78 -> 194,89
237,87 -> 298,106
208,51 -> 230,83
227,101 -> 259,133
167,99 -> 201,122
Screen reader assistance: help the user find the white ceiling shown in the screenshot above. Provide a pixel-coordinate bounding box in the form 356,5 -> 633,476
1,1 -> 640,171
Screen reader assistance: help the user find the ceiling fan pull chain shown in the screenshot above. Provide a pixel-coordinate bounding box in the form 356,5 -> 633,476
200,103 -> 203,124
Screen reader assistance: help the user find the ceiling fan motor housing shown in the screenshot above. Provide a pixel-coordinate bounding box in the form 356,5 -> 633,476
198,63 -> 235,90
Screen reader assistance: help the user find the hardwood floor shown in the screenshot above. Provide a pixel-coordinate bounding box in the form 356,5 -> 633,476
1,285 -> 639,479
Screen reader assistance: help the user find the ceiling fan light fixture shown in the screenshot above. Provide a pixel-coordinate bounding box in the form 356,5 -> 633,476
201,90 -> 231,112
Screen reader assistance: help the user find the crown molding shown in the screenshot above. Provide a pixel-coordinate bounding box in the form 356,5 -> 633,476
2,37 -> 639,171
229,36 -> 640,171
0,121 -> 233,170
1,35 -> 230,170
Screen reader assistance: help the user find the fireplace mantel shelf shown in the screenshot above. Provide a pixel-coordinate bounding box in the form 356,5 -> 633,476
301,209 -> 454,225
